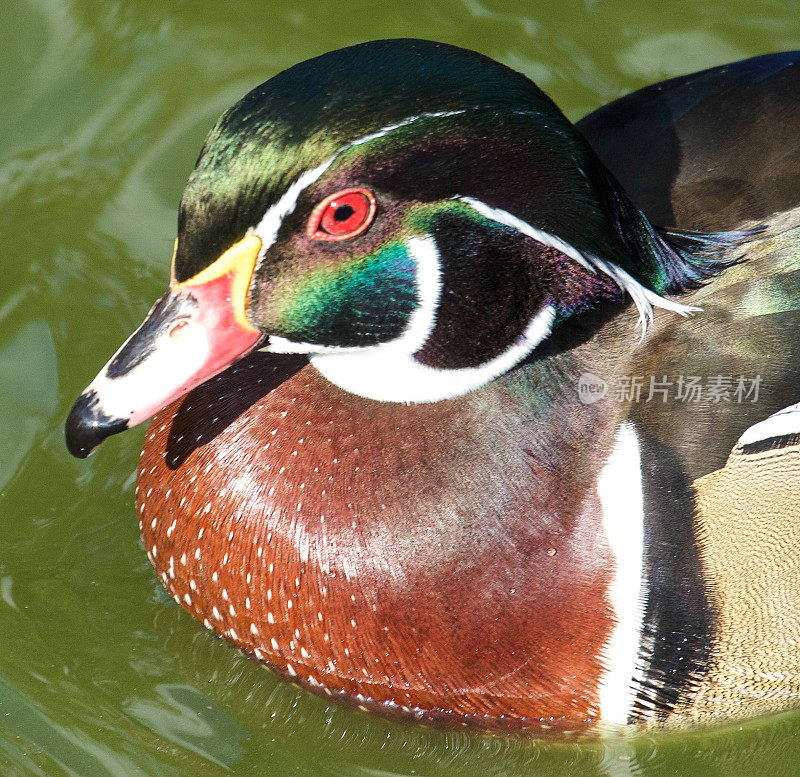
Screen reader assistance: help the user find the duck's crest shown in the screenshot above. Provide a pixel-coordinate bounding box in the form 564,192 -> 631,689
595,165 -> 758,297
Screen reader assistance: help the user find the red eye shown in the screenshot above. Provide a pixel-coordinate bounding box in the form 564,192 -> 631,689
307,188 -> 377,241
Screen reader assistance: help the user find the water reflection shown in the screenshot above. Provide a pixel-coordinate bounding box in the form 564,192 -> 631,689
0,321 -> 57,490
140,609 -> 800,777
126,684 -> 249,768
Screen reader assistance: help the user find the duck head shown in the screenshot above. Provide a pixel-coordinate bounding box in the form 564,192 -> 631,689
67,38 -> 716,458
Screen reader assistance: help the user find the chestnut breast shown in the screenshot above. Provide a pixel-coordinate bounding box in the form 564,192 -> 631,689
136,353 -> 615,732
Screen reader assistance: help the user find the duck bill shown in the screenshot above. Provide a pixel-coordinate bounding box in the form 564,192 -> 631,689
65,235 -> 264,458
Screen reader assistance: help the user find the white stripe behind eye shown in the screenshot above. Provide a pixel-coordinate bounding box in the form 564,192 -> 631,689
455,196 -> 700,338
456,196 -> 597,273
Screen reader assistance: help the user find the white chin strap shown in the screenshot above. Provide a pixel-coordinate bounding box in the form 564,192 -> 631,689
265,234 -> 557,403
309,304 -> 556,403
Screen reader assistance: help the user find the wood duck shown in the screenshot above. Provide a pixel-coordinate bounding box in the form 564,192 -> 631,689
65,40 -> 800,734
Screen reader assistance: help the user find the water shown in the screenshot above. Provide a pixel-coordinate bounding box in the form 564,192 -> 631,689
3,0 -> 800,774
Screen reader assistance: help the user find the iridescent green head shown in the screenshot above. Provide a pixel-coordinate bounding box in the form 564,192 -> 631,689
171,40 -> 730,404
67,39 -> 740,459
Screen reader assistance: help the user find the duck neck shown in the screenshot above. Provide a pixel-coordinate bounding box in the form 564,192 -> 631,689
134,292 -> 653,732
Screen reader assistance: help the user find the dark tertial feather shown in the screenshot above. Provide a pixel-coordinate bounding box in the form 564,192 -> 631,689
578,51 -> 800,230
591,162 -> 760,295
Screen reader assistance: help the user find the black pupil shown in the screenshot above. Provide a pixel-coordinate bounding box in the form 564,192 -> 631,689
333,204 -> 355,222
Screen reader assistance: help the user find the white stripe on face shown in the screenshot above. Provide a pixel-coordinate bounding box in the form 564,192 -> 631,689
307,235 -> 556,403
454,196 -> 700,337
263,234 -> 441,357
251,110 -> 467,255
263,231 -> 556,403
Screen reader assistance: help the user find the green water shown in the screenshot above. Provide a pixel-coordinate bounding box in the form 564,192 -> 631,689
3,0 -> 800,774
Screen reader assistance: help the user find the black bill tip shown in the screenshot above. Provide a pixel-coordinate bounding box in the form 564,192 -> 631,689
65,390 -> 129,458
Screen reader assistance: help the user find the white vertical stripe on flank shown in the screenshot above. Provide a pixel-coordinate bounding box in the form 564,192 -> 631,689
596,421 -> 647,727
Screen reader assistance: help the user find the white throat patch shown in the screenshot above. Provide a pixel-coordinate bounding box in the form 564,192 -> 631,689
311,305 -> 556,403
265,234 -> 557,403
